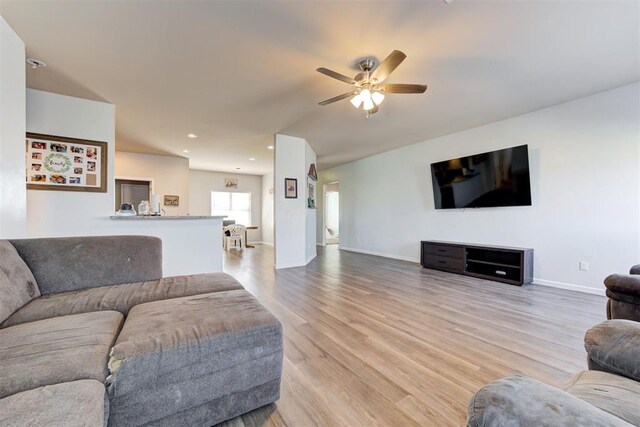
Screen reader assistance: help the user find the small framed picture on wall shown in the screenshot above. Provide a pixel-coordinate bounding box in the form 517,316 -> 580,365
164,195 -> 179,206
225,178 -> 238,189
285,178 -> 297,199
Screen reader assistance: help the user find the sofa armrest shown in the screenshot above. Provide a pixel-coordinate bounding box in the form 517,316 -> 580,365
630,264 -> 640,275
585,320 -> 640,382
467,375 -> 630,427
605,274 -> 640,297
9,236 -> 162,295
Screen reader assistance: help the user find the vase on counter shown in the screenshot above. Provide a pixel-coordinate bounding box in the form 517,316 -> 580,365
138,200 -> 150,216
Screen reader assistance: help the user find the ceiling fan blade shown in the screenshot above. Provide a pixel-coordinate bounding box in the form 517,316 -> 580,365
370,50 -> 407,83
316,68 -> 356,84
318,91 -> 355,106
381,84 -> 428,94
367,104 -> 379,114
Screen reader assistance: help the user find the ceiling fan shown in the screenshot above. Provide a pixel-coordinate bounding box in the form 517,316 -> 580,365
316,50 -> 427,117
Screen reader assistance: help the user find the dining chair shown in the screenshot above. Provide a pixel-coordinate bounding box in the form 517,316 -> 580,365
223,224 -> 246,251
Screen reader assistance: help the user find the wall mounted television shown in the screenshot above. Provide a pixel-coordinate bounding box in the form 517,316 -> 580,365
430,144 -> 532,209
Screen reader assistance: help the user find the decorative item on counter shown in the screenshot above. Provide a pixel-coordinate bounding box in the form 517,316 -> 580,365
138,200 -> 150,216
116,203 -> 136,216
150,194 -> 161,215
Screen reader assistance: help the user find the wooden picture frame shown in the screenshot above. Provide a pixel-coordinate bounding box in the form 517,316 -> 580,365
26,133 -> 108,193
285,178 -> 297,199
224,178 -> 238,189
307,179 -> 316,208
164,195 -> 179,206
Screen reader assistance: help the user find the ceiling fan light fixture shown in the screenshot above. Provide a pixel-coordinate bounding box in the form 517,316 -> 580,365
372,91 -> 385,106
362,96 -> 374,111
316,49 -> 426,117
350,93 -> 363,109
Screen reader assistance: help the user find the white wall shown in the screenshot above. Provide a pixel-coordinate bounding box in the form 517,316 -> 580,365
261,171 -> 274,245
318,83 -> 640,294
26,89 -> 116,236
274,134 -> 316,268
0,17 -> 26,238
26,89 -> 223,274
115,151 -> 189,216
189,169 -> 262,242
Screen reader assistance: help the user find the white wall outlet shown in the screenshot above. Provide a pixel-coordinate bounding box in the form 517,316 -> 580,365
579,261 -> 589,271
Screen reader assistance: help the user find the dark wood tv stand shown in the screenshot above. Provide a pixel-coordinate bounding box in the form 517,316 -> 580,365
420,240 -> 533,286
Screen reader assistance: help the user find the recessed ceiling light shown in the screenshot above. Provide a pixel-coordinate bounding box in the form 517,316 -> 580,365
267,145 -> 274,150
182,149 -> 190,153
26,58 -> 46,69
187,133 -> 197,139
248,157 -> 255,161
236,167 -> 241,170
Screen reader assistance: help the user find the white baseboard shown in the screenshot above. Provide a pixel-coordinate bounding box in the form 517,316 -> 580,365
316,242 -> 326,247
274,263 -> 297,270
248,241 -> 273,246
275,254 -> 316,270
339,246 -> 420,264
534,278 -> 605,296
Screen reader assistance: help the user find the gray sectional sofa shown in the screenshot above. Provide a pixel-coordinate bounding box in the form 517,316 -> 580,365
0,235 -> 283,426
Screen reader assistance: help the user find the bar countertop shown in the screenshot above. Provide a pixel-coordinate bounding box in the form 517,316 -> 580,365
109,215 -> 226,220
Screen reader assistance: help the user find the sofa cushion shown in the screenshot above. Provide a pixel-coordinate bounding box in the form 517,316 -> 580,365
563,370 -> 640,426
0,380 -> 108,427
467,375 -> 631,427
0,241 -> 40,324
10,235 -> 162,295
0,311 -> 123,399
1,273 -> 244,328
107,290 -> 283,426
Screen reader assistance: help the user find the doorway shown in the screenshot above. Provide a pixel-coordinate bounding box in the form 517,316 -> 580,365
115,178 -> 152,212
324,182 -> 339,245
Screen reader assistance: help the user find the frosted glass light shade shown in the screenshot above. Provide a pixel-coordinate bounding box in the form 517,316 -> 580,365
372,91 -> 385,105
362,96 -> 374,111
350,94 -> 363,108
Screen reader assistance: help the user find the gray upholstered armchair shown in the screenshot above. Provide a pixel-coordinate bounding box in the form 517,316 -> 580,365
467,320 -> 640,426
604,265 -> 640,321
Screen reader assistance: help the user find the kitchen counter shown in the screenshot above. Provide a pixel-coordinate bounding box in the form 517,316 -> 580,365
104,215 -> 226,275
110,215 -> 226,220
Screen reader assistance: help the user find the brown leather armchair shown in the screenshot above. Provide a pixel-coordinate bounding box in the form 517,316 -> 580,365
604,265 -> 640,321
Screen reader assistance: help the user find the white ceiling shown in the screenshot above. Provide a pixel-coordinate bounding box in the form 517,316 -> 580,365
1,1 -> 638,175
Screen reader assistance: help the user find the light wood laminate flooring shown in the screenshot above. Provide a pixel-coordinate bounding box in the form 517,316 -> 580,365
218,245 -> 606,427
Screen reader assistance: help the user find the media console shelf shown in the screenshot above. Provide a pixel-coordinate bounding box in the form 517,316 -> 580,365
420,240 -> 533,286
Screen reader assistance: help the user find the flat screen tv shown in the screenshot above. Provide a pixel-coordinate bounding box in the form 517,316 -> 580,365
430,144 -> 532,209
